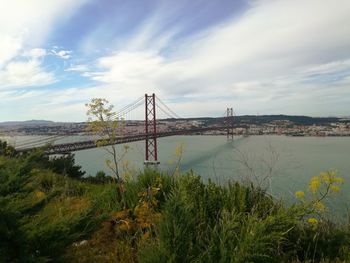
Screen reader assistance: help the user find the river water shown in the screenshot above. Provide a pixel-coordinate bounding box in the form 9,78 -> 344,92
2,135 -> 350,219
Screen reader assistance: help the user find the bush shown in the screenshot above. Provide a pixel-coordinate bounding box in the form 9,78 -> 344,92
139,173 -> 350,263
1,152 -> 350,262
48,154 -> 85,179
0,204 -> 27,262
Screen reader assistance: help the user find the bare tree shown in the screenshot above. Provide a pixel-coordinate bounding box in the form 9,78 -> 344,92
231,141 -> 281,194
86,98 -> 128,181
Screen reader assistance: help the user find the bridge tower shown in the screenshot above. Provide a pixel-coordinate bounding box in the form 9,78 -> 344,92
144,93 -> 160,166
226,107 -> 234,140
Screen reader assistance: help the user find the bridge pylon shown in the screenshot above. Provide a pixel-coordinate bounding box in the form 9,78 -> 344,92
226,107 -> 234,140
144,93 -> 160,166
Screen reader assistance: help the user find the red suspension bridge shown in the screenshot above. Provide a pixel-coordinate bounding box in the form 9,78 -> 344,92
15,94 -> 236,165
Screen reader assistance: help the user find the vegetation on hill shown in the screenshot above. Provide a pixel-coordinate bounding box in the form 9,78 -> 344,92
166,115 -> 345,126
0,141 -> 350,262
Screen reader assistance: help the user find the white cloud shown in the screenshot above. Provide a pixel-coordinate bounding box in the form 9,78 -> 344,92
24,48 -> 47,59
0,0 -> 89,47
0,59 -> 55,89
0,34 -> 24,68
300,60 -> 350,75
2,0 -> 350,121
53,50 -> 73,59
89,51 -> 165,95
66,64 -> 89,72
0,0 -> 89,90
82,0 -> 350,118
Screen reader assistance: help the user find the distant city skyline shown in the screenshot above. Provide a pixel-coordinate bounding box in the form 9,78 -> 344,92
1,0 -> 350,121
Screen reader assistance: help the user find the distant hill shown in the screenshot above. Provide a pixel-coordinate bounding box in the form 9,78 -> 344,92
167,115 -> 344,126
0,120 -> 55,126
234,115 -> 341,125
0,115 -> 347,127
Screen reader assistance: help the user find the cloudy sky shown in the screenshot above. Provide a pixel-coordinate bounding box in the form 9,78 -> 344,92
0,0 -> 350,121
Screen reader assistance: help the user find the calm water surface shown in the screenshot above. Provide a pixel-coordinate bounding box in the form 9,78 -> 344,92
3,135 -> 350,219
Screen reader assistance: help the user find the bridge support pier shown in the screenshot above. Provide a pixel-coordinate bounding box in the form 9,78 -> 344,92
226,107 -> 234,140
144,93 -> 160,166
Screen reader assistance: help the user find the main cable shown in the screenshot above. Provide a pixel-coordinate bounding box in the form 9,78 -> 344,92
116,95 -> 143,113
16,135 -> 65,149
15,135 -> 64,148
114,95 -> 144,118
156,104 -> 176,119
155,96 -> 181,119
116,100 -> 144,119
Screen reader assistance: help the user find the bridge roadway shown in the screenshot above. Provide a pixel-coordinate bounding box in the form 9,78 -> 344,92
16,126 -> 231,155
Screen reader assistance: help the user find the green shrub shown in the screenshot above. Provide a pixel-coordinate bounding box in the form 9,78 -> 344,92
2,152 -> 350,262
48,154 -> 85,179
91,184 -> 123,213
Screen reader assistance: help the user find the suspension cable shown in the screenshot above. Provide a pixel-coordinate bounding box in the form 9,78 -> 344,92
15,135 -> 63,147
113,96 -> 144,119
155,96 -> 181,119
116,100 -> 144,119
156,104 -> 176,119
116,95 -> 144,114
16,135 -> 65,149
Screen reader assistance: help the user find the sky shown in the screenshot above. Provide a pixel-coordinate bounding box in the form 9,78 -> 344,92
0,0 -> 350,121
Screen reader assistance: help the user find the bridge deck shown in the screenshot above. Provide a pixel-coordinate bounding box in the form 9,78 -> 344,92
16,126 -> 229,155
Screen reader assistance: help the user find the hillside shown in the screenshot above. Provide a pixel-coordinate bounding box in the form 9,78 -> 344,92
1,147 -> 349,262
0,120 -> 55,126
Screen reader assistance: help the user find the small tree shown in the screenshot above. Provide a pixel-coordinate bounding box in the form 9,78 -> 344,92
48,154 -> 85,179
85,98 -> 128,181
0,140 -> 16,157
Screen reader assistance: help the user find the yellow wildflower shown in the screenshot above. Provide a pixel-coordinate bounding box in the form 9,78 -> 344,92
320,172 -> 330,183
35,191 -> 45,200
295,191 -> 305,199
175,143 -> 184,157
330,185 -> 340,193
335,177 -> 345,184
328,170 -> 338,177
309,176 -> 321,194
313,201 -> 325,212
308,217 -> 318,225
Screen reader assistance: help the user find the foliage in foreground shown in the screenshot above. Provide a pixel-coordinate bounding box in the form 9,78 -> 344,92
0,150 -> 350,262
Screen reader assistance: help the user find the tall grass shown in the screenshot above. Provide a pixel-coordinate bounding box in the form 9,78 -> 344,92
1,151 -> 350,262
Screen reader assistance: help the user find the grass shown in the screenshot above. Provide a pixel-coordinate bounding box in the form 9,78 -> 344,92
1,150 -> 350,262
